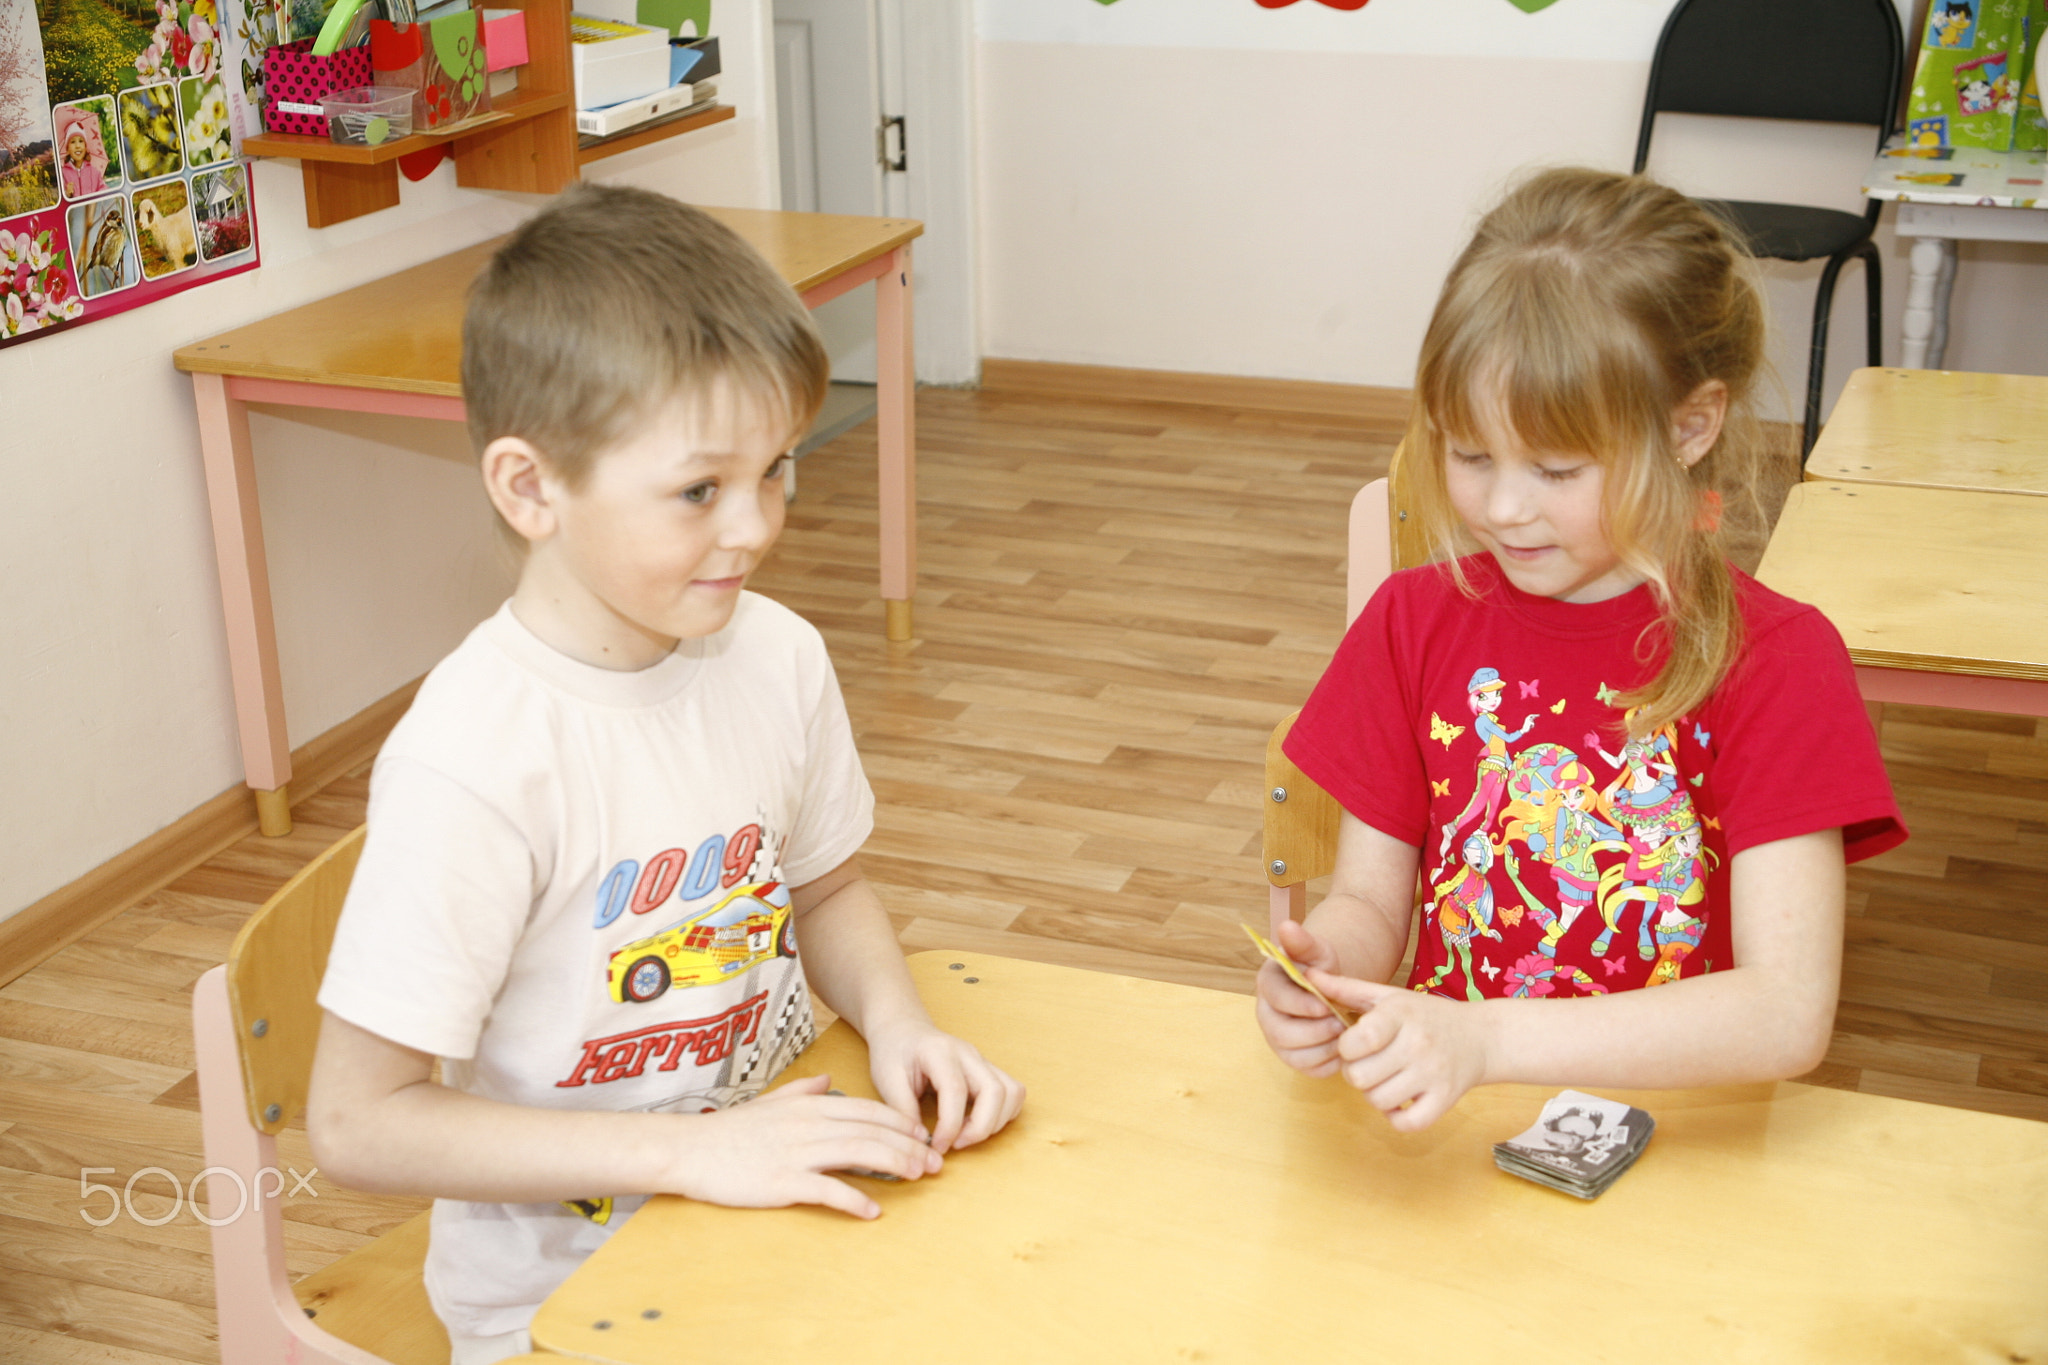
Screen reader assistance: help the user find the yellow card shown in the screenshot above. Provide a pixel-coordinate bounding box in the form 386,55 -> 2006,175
1241,923 -> 1356,1026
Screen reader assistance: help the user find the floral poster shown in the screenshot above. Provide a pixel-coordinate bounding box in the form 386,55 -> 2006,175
1,0 -> 258,348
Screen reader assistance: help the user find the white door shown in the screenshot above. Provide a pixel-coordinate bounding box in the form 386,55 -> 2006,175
770,0 -> 979,386
772,0 -> 882,383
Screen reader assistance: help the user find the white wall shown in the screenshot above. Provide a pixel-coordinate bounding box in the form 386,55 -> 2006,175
0,0 -> 777,920
973,0 -> 2048,402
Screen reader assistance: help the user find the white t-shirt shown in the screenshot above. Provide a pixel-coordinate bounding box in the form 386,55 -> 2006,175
319,593 -> 874,1341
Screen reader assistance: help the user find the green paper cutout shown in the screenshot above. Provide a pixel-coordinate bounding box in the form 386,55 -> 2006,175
430,11 -> 486,85
637,0 -> 712,36
1503,0 -> 1561,10
365,114 -> 391,144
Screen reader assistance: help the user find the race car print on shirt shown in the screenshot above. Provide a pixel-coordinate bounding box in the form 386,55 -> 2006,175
605,881 -> 797,1004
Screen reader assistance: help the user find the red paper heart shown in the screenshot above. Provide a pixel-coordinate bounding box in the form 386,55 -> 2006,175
1254,0 -> 1371,8
399,145 -> 448,181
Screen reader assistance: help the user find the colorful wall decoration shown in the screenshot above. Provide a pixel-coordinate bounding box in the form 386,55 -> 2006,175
0,0 -> 263,349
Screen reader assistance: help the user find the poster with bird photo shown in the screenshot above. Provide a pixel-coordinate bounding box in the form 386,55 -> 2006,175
0,0 -> 258,348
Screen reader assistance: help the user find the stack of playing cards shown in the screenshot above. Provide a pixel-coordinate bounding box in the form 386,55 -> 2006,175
1492,1090 -> 1654,1200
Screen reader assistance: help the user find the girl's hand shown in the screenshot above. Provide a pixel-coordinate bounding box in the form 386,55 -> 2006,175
864,1021 -> 1026,1154
1253,918 -> 1348,1075
1309,971 -> 1495,1131
666,1074 -> 943,1219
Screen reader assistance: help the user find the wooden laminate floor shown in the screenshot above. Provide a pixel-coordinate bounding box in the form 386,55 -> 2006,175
2,378 -> 2044,1363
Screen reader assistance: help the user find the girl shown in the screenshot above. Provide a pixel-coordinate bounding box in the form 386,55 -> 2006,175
1256,168 -> 1904,1131
57,110 -> 108,199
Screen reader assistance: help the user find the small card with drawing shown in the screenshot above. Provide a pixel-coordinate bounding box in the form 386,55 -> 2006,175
1493,1089 -> 1654,1200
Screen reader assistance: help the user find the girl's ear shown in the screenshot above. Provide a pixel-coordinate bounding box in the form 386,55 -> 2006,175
1672,380 -> 1729,468
480,437 -> 559,543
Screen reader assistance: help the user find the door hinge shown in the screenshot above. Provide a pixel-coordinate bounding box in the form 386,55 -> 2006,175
878,114 -> 907,173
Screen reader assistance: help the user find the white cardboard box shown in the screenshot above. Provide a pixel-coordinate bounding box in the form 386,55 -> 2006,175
569,14 -> 670,110
577,81 -> 715,137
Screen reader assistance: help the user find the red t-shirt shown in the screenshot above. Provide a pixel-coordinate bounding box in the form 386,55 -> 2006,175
1284,555 -> 1904,1002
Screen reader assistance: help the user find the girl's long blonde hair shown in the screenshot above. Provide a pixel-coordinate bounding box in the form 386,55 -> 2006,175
1405,167 -> 1770,737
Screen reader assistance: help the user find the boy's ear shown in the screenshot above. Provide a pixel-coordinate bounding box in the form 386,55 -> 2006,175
480,436 -> 558,542
1672,380 -> 1729,468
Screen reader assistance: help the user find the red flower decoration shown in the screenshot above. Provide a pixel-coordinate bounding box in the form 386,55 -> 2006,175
170,27 -> 193,66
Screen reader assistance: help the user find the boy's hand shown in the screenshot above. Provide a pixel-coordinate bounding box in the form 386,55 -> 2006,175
864,1022 -> 1025,1155
1308,971 -> 1494,1132
667,1074 -> 941,1220
1253,918 -> 1348,1075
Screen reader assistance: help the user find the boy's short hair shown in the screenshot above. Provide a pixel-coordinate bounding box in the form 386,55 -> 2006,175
462,183 -> 830,483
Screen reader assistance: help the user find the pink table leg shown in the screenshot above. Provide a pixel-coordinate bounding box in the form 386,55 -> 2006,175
189,376 -> 468,837
191,372 -> 294,837
874,245 -> 917,641
799,245 -> 919,642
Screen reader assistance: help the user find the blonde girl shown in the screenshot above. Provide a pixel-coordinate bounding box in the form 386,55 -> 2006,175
1258,168 -> 1904,1130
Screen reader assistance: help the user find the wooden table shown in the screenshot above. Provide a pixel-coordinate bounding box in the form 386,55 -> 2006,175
1862,138 -> 2048,369
1756,480 -> 2048,716
1807,367 -> 2048,495
173,207 -> 920,836
528,952 -> 2048,1363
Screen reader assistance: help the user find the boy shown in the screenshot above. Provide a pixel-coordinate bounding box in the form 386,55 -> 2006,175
308,184 -> 1025,1364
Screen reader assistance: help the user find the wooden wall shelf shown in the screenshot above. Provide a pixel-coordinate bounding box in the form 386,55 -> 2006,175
242,88 -> 571,166
246,0 -> 735,227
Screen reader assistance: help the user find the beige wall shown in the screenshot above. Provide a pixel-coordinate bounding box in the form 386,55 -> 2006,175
0,2 -> 778,919
973,38 -> 2048,406
13,0 -> 2048,922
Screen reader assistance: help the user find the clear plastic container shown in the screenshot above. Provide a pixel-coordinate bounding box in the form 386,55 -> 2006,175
321,85 -> 415,146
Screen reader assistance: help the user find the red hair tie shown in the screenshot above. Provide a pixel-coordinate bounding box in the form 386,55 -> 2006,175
1696,489 -> 1723,533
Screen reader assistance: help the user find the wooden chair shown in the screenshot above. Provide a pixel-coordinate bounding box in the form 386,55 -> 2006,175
192,824 -> 451,1365
1263,471 -> 1410,934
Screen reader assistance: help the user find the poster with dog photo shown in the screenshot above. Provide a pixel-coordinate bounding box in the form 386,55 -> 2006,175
0,0 -> 260,348
131,177 -> 196,279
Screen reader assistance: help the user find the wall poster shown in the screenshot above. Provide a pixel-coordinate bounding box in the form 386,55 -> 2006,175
1,0 -> 265,349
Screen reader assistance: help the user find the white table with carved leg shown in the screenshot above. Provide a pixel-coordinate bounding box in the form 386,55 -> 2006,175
1863,137 -> 2048,368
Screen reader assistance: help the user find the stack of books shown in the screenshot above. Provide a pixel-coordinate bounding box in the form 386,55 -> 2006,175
575,32 -> 721,141
575,77 -> 716,137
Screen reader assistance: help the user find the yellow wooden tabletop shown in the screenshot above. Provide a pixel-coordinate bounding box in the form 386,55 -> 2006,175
170,208 -> 922,396
1757,480 -> 2048,682
1807,367 -> 2048,495
529,952 -> 2048,1364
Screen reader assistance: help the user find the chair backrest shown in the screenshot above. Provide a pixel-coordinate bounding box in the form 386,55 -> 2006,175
1633,0 -> 1904,172
1265,466 -> 1410,930
229,824 -> 365,1135
194,825 -> 394,1365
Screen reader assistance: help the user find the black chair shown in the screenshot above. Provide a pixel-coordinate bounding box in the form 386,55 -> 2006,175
1633,0 -> 1905,460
